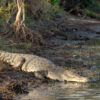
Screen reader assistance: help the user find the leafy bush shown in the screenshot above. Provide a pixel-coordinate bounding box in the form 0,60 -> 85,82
85,9 -> 96,16
60,0 -> 100,18
0,2 -> 13,22
50,0 -> 60,5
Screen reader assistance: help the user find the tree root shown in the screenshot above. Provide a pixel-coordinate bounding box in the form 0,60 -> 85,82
3,23 -> 46,45
1,0 -> 46,46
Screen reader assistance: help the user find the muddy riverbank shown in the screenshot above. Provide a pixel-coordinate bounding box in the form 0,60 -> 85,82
0,15 -> 100,99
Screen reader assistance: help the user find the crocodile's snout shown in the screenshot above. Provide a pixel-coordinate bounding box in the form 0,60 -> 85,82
62,70 -> 89,83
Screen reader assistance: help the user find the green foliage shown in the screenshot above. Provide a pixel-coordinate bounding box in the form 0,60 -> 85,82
25,13 -> 35,26
84,0 -> 100,18
50,0 -> 61,11
60,0 -> 100,18
0,7 -> 8,22
50,0 -> 60,6
0,0 -> 64,24
22,2 -> 27,7
25,42 -> 32,50
82,0 -> 95,6
84,9 -> 96,17
0,2 -> 13,22
41,0 -> 64,19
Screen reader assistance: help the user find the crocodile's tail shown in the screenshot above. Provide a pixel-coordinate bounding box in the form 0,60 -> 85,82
0,51 -> 25,69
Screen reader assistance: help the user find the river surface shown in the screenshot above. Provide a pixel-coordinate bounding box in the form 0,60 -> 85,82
15,39 -> 100,100
15,82 -> 100,100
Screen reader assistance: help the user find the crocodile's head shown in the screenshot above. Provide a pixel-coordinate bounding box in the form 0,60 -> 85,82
47,68 -> 88,82
61,70 -> 88,83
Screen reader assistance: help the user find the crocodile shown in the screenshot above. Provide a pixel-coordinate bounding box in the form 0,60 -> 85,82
0,51 -> 89,82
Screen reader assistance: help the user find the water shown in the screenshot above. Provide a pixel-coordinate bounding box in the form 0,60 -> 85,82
15,82 -> 100,100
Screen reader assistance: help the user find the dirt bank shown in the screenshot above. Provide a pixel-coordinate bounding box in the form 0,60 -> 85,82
0,15 -> 100,99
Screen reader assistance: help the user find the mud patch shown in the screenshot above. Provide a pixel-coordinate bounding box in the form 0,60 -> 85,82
0,62 -> 52,100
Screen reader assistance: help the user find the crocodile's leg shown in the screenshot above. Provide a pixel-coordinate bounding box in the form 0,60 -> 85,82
34,70 -> 48,79
11,57 -> 26,69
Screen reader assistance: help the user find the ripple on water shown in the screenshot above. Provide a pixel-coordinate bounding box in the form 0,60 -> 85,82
15,81 -> 100,100
93,95 -> 100,99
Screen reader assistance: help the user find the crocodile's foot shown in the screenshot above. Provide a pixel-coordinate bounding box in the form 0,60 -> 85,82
34,70 -> 48,79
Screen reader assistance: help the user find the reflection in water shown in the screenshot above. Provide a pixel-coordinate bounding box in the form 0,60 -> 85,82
15,82 -> 100,100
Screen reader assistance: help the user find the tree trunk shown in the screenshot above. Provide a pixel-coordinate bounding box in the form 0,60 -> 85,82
3,0 -> 45,45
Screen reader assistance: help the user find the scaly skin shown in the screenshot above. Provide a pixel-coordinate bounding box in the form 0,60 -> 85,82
0,51 -> 88,82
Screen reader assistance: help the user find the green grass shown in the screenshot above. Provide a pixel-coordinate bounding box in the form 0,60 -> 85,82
0,36 -> 33,53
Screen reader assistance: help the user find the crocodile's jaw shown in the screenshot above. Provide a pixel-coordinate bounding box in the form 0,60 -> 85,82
61,70 -> 88,83
62,75 -> 88,82
47,71 -> 64,81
